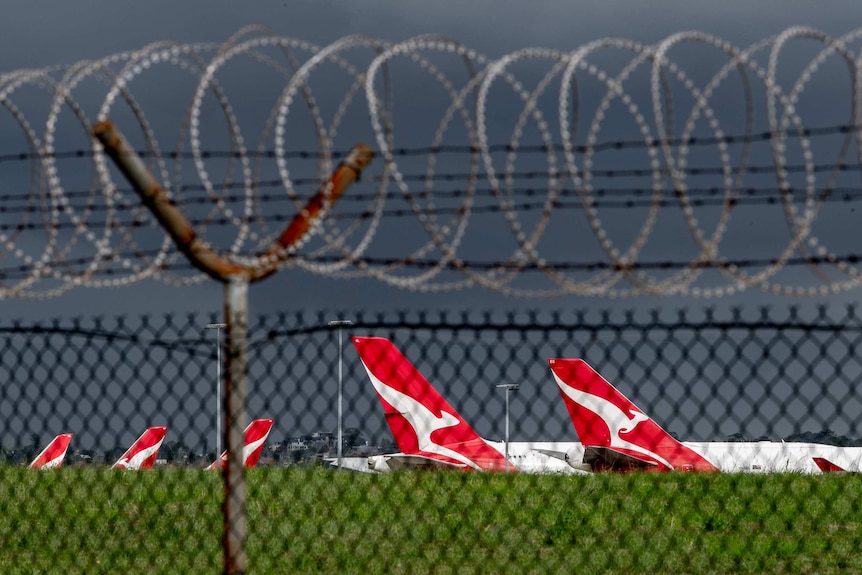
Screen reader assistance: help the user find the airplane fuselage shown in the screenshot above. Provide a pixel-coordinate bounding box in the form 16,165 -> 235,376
684,442 -> 862,473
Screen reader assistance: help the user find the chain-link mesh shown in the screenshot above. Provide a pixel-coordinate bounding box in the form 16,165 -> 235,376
2,304 -> 862,573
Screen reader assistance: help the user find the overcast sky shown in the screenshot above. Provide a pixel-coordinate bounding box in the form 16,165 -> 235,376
3,1 -> 862,451
1,1 -> 860,319
2,1 -> 857,70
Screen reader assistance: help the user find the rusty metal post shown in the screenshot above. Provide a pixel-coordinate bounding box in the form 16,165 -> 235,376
252,143 -> 374,282
93,119 -> 373,575
92,121 -> 249,281
93,120 -> 374,283
222,278 -> 248,575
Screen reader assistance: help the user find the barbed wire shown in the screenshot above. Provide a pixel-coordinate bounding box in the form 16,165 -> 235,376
2,26 -> 862,298
0,248 -> 860,283
2,184 -> 861,233
6,154 -> 862,197
1,120 -> 860,165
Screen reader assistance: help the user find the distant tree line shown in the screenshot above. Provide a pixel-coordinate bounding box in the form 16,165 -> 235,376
0,427 -> 394,467
725,430 -> 862,446
3,429 -> 860,466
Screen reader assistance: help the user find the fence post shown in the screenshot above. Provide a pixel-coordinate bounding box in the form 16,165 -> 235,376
223,278 -> 249,574
92,119 -> 373,575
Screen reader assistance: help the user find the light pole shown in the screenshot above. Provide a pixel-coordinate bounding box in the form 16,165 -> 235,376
206,323 -> 227,457
329,319 -> 354,469
496,383 -> 519,472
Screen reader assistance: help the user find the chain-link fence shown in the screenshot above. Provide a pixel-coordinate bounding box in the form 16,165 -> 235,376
2,304 -> 862,573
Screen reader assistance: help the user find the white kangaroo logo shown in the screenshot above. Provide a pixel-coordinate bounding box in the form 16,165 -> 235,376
362,365 -> 482,470
552,371 -> 673,469
243,435 -> 268,463
41,453 -> 66,469
114,443 -> 161,470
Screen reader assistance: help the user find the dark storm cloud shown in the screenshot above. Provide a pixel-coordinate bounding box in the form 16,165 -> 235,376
0,1 -> 860,315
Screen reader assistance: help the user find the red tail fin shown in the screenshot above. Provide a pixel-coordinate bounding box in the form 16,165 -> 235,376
353,336 -> 513,472
813,457 -> 847,473
209,418 -> 274,470
548,359 -> 717,472
29,434 -> 73,469
112,426 -> 167,470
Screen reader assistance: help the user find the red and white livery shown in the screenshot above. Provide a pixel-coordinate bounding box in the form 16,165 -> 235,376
29,433 -> 73,469
111,426 -> 168,470
549,358 -> 862,473
549,358 -> 718,471
208,418 -> 274,470
353,336 -> 572,473
813,457 -> 851,473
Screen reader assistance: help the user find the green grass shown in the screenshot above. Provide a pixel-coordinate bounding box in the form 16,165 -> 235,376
1,468 -> 861,574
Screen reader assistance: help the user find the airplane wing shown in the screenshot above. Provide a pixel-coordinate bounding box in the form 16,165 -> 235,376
584,446 -> 660,471
532,448 -> 569,462
325,457 -> 377,473
373,453 -> 470,471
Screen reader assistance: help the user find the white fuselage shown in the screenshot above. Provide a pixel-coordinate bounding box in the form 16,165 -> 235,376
336,441 -> 862,474
683,442 -> 862,473
483,441 -> 584,474
562,440 -> 862,473
508,441 -> 862,474
340,441 -> 583,474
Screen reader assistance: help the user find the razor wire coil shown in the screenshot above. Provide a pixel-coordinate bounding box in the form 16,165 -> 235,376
2,26 -> 862,298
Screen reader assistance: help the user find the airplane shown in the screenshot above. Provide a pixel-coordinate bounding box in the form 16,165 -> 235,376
111,426 -> 168,470
29,433 -> 73,469
208,418 -> 274,470
351,336 -> 575,473
548,358 -> 862,473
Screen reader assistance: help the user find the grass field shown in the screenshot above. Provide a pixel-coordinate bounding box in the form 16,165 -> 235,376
1,467 -> 860,574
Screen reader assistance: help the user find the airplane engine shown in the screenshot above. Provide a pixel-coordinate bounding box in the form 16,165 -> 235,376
367,455 -> 391,472
565,445 -> 592,472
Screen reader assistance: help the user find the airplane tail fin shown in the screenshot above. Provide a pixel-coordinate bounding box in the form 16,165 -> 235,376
353,336 -> 513,471
548,359 -> 717,472
29,433 -> 73,469
813,457 -> 847,473
208,418 -> 274,470
111,426 -> 168,470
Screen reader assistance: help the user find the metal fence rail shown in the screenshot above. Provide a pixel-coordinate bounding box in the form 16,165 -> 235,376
1,304 -> 861,572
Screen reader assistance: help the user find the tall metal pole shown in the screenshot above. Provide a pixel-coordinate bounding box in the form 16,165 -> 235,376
504,389 -> 510,472
496,384 -> 519,472
206,323 -> 227,457
329,319 -> 353,469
